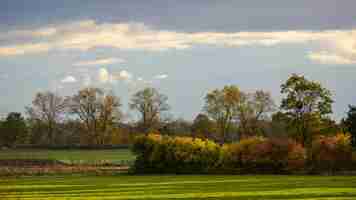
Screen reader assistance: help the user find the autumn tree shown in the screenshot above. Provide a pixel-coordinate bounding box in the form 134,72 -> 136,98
26,91 -> 67,145
204,85 -> 241,143
344,105 -> 356,147
280,74 -> 333,149
130,87 -> 170,133
0,112 -> 27,147
69,88 -> 122,145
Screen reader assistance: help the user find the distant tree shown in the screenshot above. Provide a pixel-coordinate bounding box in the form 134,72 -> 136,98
69,88 -> 122,145
26,91 -> 67,145
280,74 -> 333,149
160,118 -> 192,136
0,112 -> 27,147
236,90 -> 275,136
204,85 -> 241,143
251,90 -> 276,120
344,105 -> 356,147
130,87 -> 170,134
191,113 -> 216,139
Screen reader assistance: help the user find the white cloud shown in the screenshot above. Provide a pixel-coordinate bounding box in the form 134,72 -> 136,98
98,68 -> 111,83
97,68 -> 133,84
118,70 -> 132,80
154,74 -> 168,79
0,43 -> 50,56
1,19 -> 356,65
308,51 -> 356,65
61,75 -> 77,83
73,57 -> 125,66
109,70 -> 133,81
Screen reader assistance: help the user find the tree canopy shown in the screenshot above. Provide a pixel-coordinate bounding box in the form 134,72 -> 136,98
280,74 -> 333,147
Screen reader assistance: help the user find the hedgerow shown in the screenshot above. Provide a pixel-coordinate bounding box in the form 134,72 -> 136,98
132,133 -> 354,174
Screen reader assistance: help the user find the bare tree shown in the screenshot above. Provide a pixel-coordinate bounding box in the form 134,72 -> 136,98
130,87 -> 170,133
236,90 -> 275,136
235,90 -> 275,135
26,91 -> 67,145
69,88 -> 122,145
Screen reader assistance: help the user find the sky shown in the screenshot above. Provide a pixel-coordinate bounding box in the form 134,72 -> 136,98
0,0 -> 356,120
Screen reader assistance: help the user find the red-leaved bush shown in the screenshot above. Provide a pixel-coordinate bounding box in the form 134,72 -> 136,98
287,141 -> 306,171
312,133 -> 353,172
234,137 -> 305,173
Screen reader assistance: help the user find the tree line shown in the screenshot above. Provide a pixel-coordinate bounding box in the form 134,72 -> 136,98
0,73 -> 356,149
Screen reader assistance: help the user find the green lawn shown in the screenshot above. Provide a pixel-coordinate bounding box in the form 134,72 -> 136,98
1,175 -> 356,199
0,149 -> 135,164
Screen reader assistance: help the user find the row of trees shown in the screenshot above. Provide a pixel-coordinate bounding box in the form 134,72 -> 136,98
0,87 -> 171,146
1,74 -> 356,149
200,75 -> 356,148
203,86 -> 275,143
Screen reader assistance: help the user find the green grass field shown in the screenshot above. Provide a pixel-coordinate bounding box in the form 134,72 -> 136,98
1,175 -> 356,199
0,149 -> 135,164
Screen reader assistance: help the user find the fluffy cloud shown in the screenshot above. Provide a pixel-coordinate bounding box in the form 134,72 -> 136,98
154,74 -> 168,79
95,67 -> 166,90
98,68 -> 133,84
1,19 -> 355,64
118,70 -> 132,80
308,51 -> 356,65
0,43 -> 50,56
61,75 -> 77,83
73,57 -> 125,66
108,70 -> 132,81
98,68 -> 111,83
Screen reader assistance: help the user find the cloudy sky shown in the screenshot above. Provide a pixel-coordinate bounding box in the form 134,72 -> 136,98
0,0 -> 356,120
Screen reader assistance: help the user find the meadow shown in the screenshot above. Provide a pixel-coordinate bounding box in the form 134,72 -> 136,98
0,149 -> 135,165
1,175 -> 356,200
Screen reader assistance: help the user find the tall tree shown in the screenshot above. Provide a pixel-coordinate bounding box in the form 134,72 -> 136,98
130,87 -> 170,133
0,112 -> 27,147
280,74 -> 333,149
26,91 -> 67,145
204,85 -> 241,143
344,105 -> 356,147
69,88 -> 122,145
